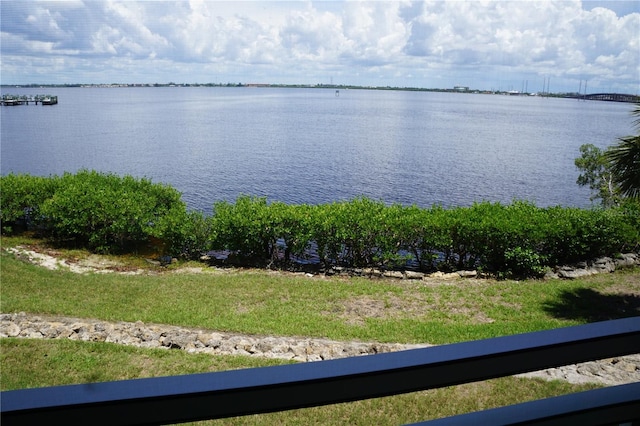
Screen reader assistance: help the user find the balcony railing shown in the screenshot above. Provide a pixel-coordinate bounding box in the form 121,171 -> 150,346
2,317 -> 639,425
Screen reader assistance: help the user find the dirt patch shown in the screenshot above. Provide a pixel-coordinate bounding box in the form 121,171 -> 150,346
446,306 -> 496,324
235,303 -> 253,314
328,293 -> 495,326
171,267 -> 207,274
598,277 -> 640,296
7,246 -> 63,271
6,246 -> 165,275
77,254 -> 124,270
331,295 -> 401,326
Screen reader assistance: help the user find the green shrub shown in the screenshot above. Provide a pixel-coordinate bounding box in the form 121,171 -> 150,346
0,173 -> 60,233
541,206 -> 637,265
213,196 -> 283,265
272,202 -> 314,263
155,210 -> 214,259
3,171 -> 638,276
38,170 -> 186,253
205,196 -> 640,275
409,205 -> 452,271
309,198 -> 398,268
503,246 -> 547,279
211,197 -> 313,266
464,201 -> 547,275
617,199 -> 640,252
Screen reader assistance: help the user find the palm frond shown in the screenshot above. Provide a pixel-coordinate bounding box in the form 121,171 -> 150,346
607,134 -> 640,199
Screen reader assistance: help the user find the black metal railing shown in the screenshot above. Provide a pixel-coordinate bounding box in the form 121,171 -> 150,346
2,317 -> 639,425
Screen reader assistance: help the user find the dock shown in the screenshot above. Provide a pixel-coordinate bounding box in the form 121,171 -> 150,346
1,95 -> 58,106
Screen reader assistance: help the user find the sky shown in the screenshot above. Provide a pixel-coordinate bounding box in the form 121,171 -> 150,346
1,1 -> 639,93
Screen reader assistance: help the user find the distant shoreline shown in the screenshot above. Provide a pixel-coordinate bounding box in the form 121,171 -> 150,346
3,83 -> 638,102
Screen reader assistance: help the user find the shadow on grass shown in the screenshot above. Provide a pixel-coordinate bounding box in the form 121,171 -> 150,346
543,288 -> 640,322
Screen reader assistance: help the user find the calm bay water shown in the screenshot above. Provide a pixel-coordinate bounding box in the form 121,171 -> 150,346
1,87 -> 635,211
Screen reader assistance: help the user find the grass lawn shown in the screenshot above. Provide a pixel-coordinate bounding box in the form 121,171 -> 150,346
1,238 -> 638,424
2,245 -> 639,344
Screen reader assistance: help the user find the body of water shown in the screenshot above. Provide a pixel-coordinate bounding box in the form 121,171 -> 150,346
1,87 -> 635,211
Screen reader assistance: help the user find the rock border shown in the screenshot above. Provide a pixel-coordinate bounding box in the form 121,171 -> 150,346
5,246 -> 639,281
546,253 -> 640,279
1,313 -> 638,386
314,253 -> 639,280
1,313 -> 427,362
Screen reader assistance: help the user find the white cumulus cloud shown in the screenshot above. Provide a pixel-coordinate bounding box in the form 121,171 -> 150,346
0,0 -> 637,92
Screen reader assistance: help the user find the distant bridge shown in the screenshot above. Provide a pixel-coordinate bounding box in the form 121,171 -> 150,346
571,93 -> 640,103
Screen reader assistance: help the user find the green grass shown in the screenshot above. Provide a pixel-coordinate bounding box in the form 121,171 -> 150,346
1,240 -> 637,424
0,338 -> 599,425
2,248 -> 639,344
0,338 -> 293,390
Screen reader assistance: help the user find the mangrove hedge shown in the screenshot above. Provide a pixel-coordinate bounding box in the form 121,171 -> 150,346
1,171 -> 639,278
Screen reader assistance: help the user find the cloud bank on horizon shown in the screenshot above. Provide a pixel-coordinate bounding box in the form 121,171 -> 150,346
1,1 -> 638,93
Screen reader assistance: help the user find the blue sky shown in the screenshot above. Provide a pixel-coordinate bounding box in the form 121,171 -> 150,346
1,1 -> 638,93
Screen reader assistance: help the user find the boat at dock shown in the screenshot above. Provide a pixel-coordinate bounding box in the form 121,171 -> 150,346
41,96 -> 58,105
1,95 -> 22,106
1,94 -> 58,106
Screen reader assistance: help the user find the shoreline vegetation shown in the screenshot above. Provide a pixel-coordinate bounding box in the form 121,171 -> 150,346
2,170 -> 638,279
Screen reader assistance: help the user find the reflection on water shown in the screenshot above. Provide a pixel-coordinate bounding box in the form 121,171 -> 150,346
1,87 -> 634,210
